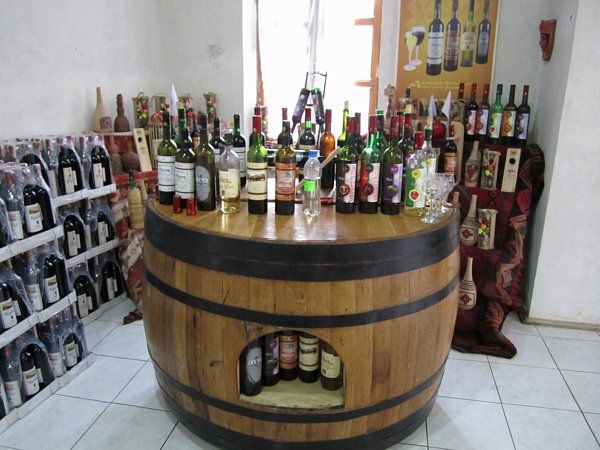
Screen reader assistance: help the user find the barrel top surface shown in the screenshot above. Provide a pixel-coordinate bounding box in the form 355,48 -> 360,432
148,200 -> 459,245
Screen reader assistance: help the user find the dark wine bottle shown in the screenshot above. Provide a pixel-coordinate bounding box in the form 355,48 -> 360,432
74,275 -> 90,318
261,333 -> 279,387
247,115 -> 268,214
4,172 -> 25,240
20,346 -> 40,399
63,333 -> 81,370
210,117 -> 226,164
501,84 -> 517,145
465,83 -> 479,141
232,114 -> 247,187
320,340 -> 343,391
298,332 -> 320,383
101,262 -> 116,302
0,283 -> 17,331
488,84 -> 504,144
26,344 -> 52,390
23,251 -> 43,312
96,210 -> 115,245
276,108 -> 289,148
240,338 -> 262,396
175,105 -> 196,206
63,214 -> 86,258
358,115 -> 382,214
311,88 -> 325,126
189,112 -> 200,149
443,0 -> 461,72
320,109 -> 336,190
42,257 -> 60,307
1,344 -> 23,408
23,176 -> 44,236
39,317 -> 65,378
337,101 -> 349,148
443,125 -> 458,177
352,113 -> 364,203
335,117 -> 358,214
515,85 -> 531,145
48,253 -> 68,298
9,280 -> 29,324
426,0 -> 444,76
68,147 -> 83,192
275,121 -> 296,215
291,88 -> 311,134
298,108 -> 317,174
58,146 -> 75,195
476,0 -> 492,64
194,114 -> 216,211
278,331 -> 298,381
477,84 -> 491,142
90,146 -> 104,189
380,115 -> 403,215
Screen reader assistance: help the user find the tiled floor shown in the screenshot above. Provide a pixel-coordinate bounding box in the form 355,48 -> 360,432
0,300 -> 599,450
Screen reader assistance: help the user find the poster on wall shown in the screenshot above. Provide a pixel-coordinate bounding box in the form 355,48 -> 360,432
395,0 -> 500,113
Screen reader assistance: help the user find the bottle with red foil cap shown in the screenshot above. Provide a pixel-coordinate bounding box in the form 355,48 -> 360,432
173,195 -> 182,214
247,115 -> 268,214
404,131 -> 427,217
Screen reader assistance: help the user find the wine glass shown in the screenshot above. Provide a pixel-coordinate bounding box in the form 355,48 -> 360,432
404,31 -> 417,71
438,174 -> 455,215
411,26 -> 426,65
421,175 -> 441,224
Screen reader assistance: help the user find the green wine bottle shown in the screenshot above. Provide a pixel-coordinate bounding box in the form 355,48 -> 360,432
174,105 -> 195,206
487,84 -> 503,144
335,117 -> 357,214
380,115 -> 403,215
247,115 -> 268,214
358,115 -> 382,214
156,110 -> 177,205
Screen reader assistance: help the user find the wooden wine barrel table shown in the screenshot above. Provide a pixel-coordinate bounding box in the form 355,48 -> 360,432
142,200 -> 460,450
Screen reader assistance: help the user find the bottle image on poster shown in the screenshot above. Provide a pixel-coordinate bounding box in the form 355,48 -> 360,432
444,0 -> 461,72
426,0 -> 444,76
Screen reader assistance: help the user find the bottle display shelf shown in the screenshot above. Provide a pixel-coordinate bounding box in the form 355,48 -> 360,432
0,226 -> 64,264
65,238 -> 120,269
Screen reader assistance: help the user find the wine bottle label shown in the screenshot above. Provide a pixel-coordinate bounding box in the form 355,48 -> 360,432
25,203 -> 43,233
466,110 -> 478,136
13,300 -> 21,317
502,111 -> 516,137
233,147 -> 247,178
175,162 -> 195,199
22,367 -> 40,395
8,210 -> 25,240
36,367 -> 44,384
86,294 -> 94,312
444,154 -> 458,175
72,167 -> 79,187
298,336 -> 319,371
279,334 -> 298,370
219,169 -> 240,199
245,346 -> 262,384
445,31 -> 460,61
275,162 -> 296,201
359,162 -> 380,203
4,380 -> 22,407
459,288 -> 476,308
106,276 -> 115,300
247,162 -> 268,201
157,155 -> 176,193
64,341 -> 78,367
264,336 -> 279,376
478,32 -> 490,58
26,283 -> 44,311
113,276 -> 119,296
0,299 -> 17,329
0,383 -> 9,413
49,351 -> 65,377
98,222 -> 107,245
461,31 -> 476,51
321,349 -> 341,378
427,32 -> 444,64
488,112 -> 502,138
84,224 -> 92,249
382,163 -> 402,204
297,143 -> 316,152
405,168 -> 426,209
477,109 -> 489,136
67,229 -> 79,257
47,169 -> 59,198
77,293 -> 89,317
516,113 -> 530,140
44,275 -> 61,304
426,156 -> 437,175
63,167 -> 75,194
336,162 -> 356,204
195,165 -> 213,203
92,162 -> 104,189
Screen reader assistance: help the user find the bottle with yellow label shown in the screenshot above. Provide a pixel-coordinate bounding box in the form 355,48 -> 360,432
404,131 -> 427,217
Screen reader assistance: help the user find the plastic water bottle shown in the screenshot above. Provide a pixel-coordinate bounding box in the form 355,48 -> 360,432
303,149 -> 321,218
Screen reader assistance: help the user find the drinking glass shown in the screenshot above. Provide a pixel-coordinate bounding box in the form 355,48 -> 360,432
411,26 -> 425,65
404,31 -> 417,71
421,175 -> 441,223
439,174 -> 455,215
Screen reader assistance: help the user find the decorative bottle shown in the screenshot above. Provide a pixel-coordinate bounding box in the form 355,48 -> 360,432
464,141 -> 481,187
459,194 -> 478,246
458,257 -> 477,310
114,94 -> 130,133
92,87 -> 112,133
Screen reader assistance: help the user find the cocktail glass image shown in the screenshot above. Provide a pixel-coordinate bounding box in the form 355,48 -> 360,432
411,26 -> 425,65
404,31 -> 417,71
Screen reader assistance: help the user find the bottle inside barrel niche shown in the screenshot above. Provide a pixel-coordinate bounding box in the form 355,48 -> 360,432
239,338 -> 262,396
298,332 -> 320,383
278,330 -> 298,380
320,340 -> 343,391
261,332 -> 279,386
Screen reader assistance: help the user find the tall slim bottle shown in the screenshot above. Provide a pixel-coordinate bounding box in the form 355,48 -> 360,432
426,0 -> 444,76
375,110 -> 388,152
501,84 -> 517,145
320,340 -> 343,391
515,85 -> 531,145
404,131 -> 427,217
232,114 -> 247,187
157,110 -> 177,205
247,115 -> 268,214
358,116 -> 382,214
277,108 -> 289,148
275,121 -> 296,215
465,83 -> 479,141
476,0 -> 492,64
460,0 -> 476,67
477,84 -> 491,142
444,0 -> 461,72
278,331 -> 298,381
399,113 -> 415,202
174,105 -> 195,205
335,118 -> 358,214
240,339 -> 262,396
210,118 -> 226,165
218,131 -> 240,214
337,101 -> 350,148
452,82 -> 466,124
320,109 -> 336,190
194,114 -> 216,211
487,85 -> 503,144
298,333 -> 320,383
380,115 -> 403,215
261,333 -> 279,387
352,113 -> 364,203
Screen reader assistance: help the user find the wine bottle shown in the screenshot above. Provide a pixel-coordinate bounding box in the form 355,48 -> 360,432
335,117 -> 358,214
452,82 -> 466,124
487,84 -> 503,144
0,378 -> 7,419
92,86 -> 112,133
443,125 -> 458,177
399,112 -> 415,202
352,113 -> 364,203
311,88 -> 325,127
320,340 -> 343,391
337,101 -> 350,148
39,317 -> 65,378
22,172 -> 44,236
515,85 -> 531,145
0,282 -> 18,331
239,338 -> 262,396
218,131 -> 241,214
320,109 -> 336,190
298,333 -> 320,383
58,145 -> 75,195
278,330 -> 298,381
67,144 -> 84,192
27,343 -> 51,390
253,107 -> 268,147
460,0 -> 476,67
422,127 -> 437,177
477,84 -> 491,142
90,146 -> 105,189
247,115 -> 268,215
42,256 -> 61,306
261,333 -> 279,387
291,88 -> 311,134
209,117 -> 226,165
358,116 -> 382,214
175,105 -> 196,205
20,346 -> 40,399
74,275 -> 90,318
190,113 -> 201,149
381,115 -> 403,215
277,108 -> 289,148
443,0 -> 461,72
23,251 -> 43,312
1,344 -> 22,408
48,252 -> 68,299
476,0 -> 492,64
63,333 -> 80,370
404,131 -> 427,217
114,94 -> 130,132
157,110 -> 178,205
275,121 -> 296,216
465,83 -> 479,141
195,114 -> 217,212
32,164 -> 56,231
375,110 -> 388,152
501,84 -> 517,145
63,214 -> 85,258
4,172 -> 25,240
298,108 -> 316,158
96,210 -> 115,245
101,261 -> 115,302
232,114 -> 247,187
97,141 -> 112,186
426,0 -> 444,76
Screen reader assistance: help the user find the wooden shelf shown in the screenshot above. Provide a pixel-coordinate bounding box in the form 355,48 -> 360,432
240,378 -> 344,409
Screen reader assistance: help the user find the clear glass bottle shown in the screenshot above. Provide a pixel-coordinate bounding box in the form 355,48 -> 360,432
217,131 -> 241,214
404,131 -> 427,217
303,149 -> 321,219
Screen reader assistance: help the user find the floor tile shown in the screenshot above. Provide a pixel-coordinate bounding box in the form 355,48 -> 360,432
92,324 -> 149,361
113,361 -> 170,411
58,355 -> 144,402
502,312 -> 539,336
543,337 -> 600,373
387,445 -> 427,449
84,320 -> 119,350
161,422 -> 220,450
586,413 -> 600,442
537,325 -> 600,341
97,298 -> 138,323
562,370 -> 600,413
427,397 -> 513,450
449,348 -> 488,362
504,404 -> 599,450
73,403 -> 177,450
491,363 -> 578,410
0,395 -> 107,450
488,333 -> 556,368
399,422 -> 427,446
439,359 -> 500,402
